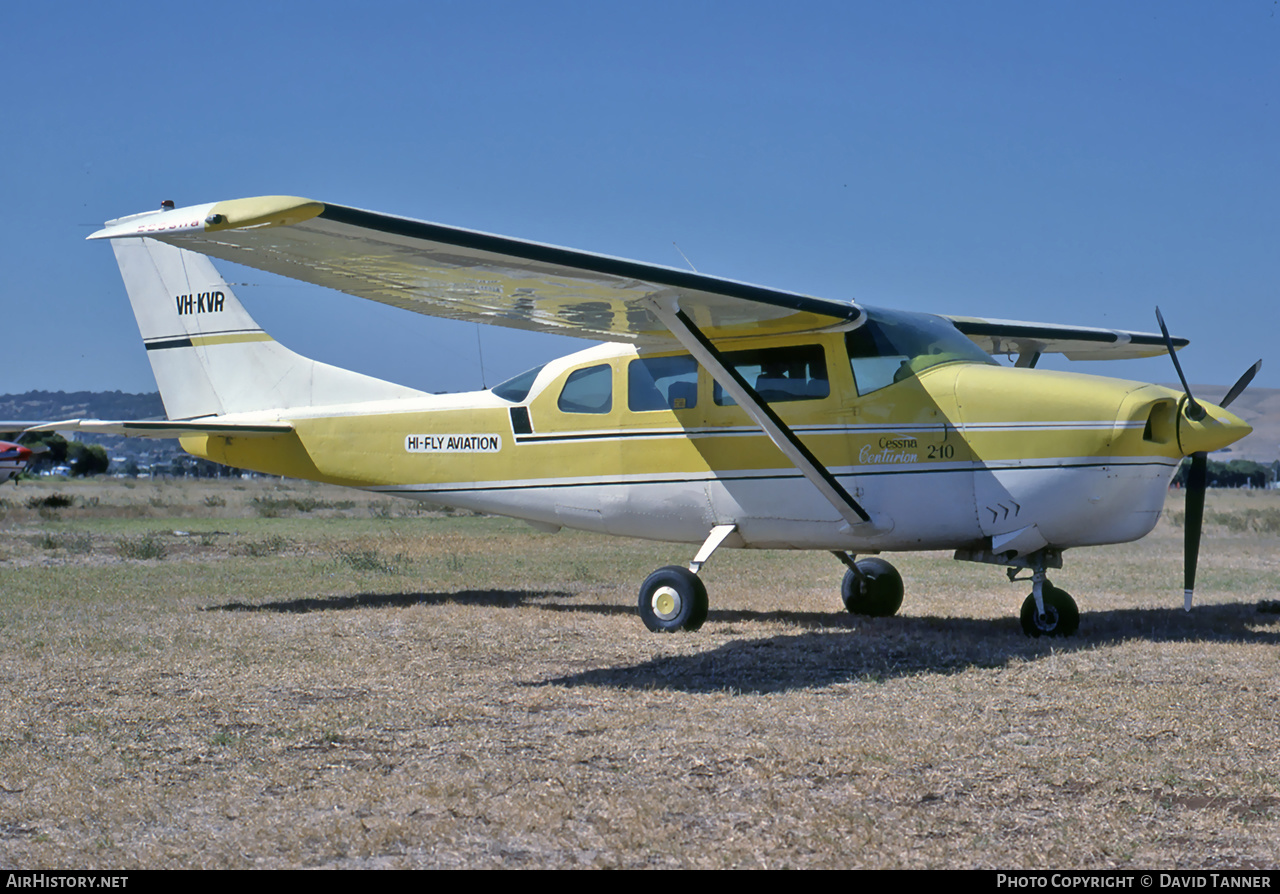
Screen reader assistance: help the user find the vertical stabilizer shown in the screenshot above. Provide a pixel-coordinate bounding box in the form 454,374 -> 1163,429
111,236 -> 426,419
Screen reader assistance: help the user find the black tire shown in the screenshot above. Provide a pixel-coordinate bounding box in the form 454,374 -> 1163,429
1019,583 -> 1080,637
841,557 -> 904,617
638,565 -> 709,633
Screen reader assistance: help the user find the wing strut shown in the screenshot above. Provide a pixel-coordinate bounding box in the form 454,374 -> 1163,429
644,297 -> 874,530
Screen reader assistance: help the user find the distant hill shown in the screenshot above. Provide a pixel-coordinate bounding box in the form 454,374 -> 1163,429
0,390 -> 164,424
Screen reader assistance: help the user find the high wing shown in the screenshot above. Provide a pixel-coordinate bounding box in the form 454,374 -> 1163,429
947,315 -> 1188,361
89,196 -> 863,344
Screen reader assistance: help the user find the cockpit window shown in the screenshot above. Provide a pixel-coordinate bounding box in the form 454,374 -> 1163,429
846,308 -> 996,396
713,344 -> 829,406
491,364 -> 545,403
557,364 -> 613,414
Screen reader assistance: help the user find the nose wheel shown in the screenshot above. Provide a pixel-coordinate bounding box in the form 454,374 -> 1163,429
1019,582 -> 1079,637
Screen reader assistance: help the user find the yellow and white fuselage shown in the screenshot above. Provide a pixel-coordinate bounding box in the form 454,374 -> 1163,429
183,333 -> 1244,557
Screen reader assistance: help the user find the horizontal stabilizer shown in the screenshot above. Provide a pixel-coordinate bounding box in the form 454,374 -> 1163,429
27,419 -> 294,439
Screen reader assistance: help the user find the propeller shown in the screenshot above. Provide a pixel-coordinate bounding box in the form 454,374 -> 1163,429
1156,307 -> 1261,611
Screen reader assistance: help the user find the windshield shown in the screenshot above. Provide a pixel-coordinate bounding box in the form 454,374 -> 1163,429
846,308 -> 996,395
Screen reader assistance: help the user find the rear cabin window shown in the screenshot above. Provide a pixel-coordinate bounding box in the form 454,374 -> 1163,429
713,345 -> 829,406
557,364 -> 613,414
628,355 -> 698,412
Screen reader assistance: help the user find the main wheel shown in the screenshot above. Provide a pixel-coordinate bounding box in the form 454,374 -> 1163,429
639,565 -> 709,633
1019,583 -> 1080,637
841,557 -> 904,617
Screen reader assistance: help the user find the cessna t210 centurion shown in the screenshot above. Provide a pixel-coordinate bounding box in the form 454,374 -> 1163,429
41,196 -> 1258,637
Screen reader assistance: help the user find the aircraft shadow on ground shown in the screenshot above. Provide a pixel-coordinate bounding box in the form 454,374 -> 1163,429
208,588 -> 580,614
539,602 -> 1280,693
208,590 -> 1280,693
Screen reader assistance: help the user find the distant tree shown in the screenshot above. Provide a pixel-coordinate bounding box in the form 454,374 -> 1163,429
67,442 -> 110,477
1219,459 -> 1267,488
1172,457 -> 1268,488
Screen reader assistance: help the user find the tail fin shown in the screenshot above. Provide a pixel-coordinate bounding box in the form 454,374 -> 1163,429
110,236 -> 425,419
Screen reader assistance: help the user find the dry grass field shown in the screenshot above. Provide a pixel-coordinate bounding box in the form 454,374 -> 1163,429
0,476 -> 1278,869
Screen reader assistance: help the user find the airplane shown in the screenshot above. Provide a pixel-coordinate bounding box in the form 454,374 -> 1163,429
35,196 -> 1258,637
0,440 -> 35,484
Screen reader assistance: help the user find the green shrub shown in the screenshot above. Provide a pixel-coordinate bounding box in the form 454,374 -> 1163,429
34,532 -> 93,554
333,547 -> 404,574
115,533 -> 167,561
241,534 -> 292,557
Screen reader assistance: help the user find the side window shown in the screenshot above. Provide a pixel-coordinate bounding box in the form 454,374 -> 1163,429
713,345 -> 829,406
628,355 -> 698,411
557,364 -> 613,414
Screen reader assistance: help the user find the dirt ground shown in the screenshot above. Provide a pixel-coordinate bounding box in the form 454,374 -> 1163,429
1,478 -> 1278,868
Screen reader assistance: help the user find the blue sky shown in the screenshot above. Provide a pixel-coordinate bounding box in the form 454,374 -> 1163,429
2,1 -> 1276,396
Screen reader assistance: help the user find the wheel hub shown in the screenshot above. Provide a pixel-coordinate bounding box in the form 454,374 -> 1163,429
652,586 -> 682,621
1035,607 -> 1059,631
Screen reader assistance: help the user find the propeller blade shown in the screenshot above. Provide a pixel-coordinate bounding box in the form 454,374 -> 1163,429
1219,360 -> 1261,410
1155,306 -> 1205,421
1183,451 -> 1208,611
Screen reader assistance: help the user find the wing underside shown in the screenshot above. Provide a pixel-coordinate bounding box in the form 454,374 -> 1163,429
91,196 -> 863,344
948,316 -> 1188,360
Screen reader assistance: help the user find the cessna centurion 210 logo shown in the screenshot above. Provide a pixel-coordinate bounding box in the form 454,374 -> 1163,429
175,291 -> 226,316
405,434 -> 502,454
859,435 -> 920,464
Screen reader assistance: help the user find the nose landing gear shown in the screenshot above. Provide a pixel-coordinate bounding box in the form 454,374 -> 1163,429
1018,573 -> 1079,638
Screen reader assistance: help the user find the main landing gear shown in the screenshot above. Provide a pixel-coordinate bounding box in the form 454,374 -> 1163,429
638,524 -> 736,633
833,552 -> 904,617
638,566 -> 709,632
635,528 -> 913,633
